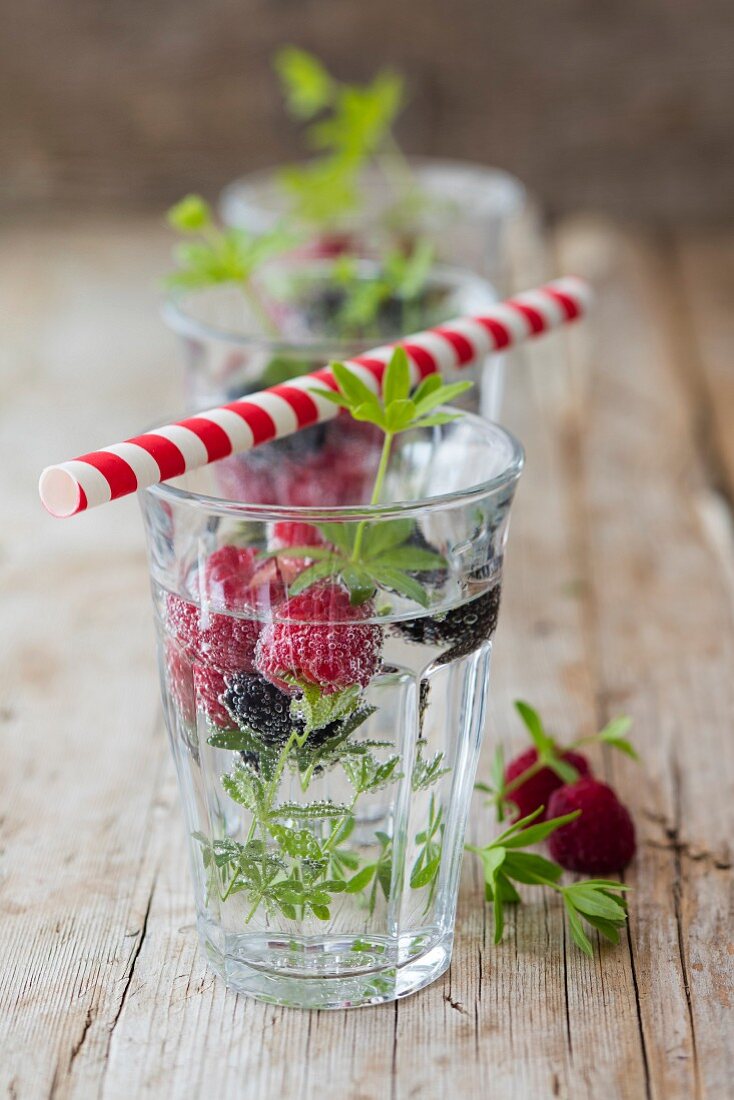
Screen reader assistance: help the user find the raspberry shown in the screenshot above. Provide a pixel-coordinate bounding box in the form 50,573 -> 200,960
204,545 -> 258,610
546,779 -> 636,874
272,521 -> 325,549
193,664 -> 229,727
504,748 -> 592,821
166,593 -> 259,675
255,584 -> 382,695
165,644 -> 229,727
395,585 -> 502,661
166,643 -> 195,725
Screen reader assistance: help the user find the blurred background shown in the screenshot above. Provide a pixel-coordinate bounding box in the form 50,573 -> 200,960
3,0 -> 733,224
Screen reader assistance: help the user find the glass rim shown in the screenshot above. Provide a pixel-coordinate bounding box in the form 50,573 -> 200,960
144,409 -> 524,523
161,259 -> 496,355
220,155 -> 527,224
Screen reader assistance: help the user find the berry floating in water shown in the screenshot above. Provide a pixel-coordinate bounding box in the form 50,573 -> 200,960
223,672 -> 297,746
255,583 -> 383,695
395,585 -> 502,661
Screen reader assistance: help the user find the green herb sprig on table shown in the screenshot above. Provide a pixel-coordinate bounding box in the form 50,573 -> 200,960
259,347 -> 472,607
476,701 -> 638,822
466,808 -> 631,956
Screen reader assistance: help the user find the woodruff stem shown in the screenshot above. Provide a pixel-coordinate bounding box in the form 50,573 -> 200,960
350,431 -> 394,563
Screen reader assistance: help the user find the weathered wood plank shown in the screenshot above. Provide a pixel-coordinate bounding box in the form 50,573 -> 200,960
0,221 -> 173,1100
1,215 -> 732,1100
557,220 -> 734,1099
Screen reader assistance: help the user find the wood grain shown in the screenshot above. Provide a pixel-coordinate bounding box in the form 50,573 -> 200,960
0,216 -> 732,1098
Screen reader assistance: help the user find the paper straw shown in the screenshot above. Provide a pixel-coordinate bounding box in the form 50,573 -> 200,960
39,276 -> 592,518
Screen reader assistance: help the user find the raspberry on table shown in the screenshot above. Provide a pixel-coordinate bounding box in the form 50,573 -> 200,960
546,778 -> 636,874
504,747 -> 592,821
255,584 -> 383,695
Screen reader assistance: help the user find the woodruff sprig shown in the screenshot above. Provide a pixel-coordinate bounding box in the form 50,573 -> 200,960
466,808 -> 631,956
476,701 -> 638,822
165,194 -> 297,335
261,348 -> 472,607
274,47 -> 409,228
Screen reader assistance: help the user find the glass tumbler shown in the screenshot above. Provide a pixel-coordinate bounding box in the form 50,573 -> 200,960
140,411 -> 523,1009
219,157 -> 528,293
163,256 -> 505,422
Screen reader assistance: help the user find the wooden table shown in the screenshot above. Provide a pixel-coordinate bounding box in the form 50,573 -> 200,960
1,216 -> 732,1099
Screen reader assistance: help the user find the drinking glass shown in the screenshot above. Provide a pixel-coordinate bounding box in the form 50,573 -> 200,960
219,157 -> 527,292
163,255 -> 505,421
140,411 -> 523,1008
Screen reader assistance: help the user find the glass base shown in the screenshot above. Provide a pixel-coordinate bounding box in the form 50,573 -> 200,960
199,922 -> 453,1009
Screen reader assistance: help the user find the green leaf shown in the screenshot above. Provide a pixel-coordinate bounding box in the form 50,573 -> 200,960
493,805 -> 545,843
351,399 -> 387,427
490,745 -> 505,797
268,824 -> 324,860
383,346 -> 412,405
270,800 -> 352,820
259,545 -> 334,563
207,728 -> 253,751
502,850 -> 564,885
331,361 -> 379,408
360,518 -> 414,558
412,373 -> 443,405
565,899 -> 594,957
598,715 -> 633,742
412,413 -> 464,429
371,545 -> 446,570
501,810 -> 581,848
311,904 -> 331,921
385,398 -> 417,432
340,564 -> 377,606
221,766 -> 266,813
308,386 -> 354,409
514,701 -> 554,755
316,523 -> 355,554
367,564 -> 431,607
412,380 -> 474,417
545,756 -> 582,784
410,855 -> 441,890
582,914 -> 622,944
563,884 -> 628,922
167,194 -> 212,232
494,871 -> 522,904
291,682 -> 362,735
274,46 -> 334,118
287,559 -> 341,596
345,864 -> 377,893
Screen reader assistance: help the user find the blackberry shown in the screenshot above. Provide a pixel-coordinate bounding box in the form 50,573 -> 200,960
223,673 -> 297,746
394,585 -> 502,662
223,672 -> 344,751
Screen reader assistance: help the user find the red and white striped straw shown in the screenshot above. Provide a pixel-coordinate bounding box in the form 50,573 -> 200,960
39,276 -> 591,518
